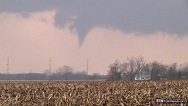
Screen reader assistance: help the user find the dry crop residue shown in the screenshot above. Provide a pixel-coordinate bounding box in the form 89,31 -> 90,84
0,80 -> 187,106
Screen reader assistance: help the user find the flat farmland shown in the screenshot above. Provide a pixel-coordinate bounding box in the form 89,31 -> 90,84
0,80 -> 187,106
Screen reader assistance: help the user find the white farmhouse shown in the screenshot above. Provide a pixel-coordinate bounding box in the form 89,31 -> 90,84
135,70 -> 151,80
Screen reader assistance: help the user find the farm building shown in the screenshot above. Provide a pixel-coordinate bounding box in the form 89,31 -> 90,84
135,71 -> 151,80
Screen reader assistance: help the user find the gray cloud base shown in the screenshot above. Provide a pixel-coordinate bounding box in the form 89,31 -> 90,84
1,0 -> 188,46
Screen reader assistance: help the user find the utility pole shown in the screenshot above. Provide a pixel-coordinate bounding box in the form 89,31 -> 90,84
49,58 -> 52,81
7,57 -> 9,81
86,59 -> 89,80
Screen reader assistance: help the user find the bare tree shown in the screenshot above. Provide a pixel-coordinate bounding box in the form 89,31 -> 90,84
179,63 -> 188,72
43,69 -> 51,80
56,65 -> 74,80
43,69 -> 50,75
178,63 -> 188,79
167,63 -> 177,80
108,56 -> 146,81
123,56 -> 146,80
149,61 -> 168,80
108,60 -> 122,81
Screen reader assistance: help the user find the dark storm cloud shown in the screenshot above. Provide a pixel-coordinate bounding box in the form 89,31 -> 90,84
1,0 -> 188,45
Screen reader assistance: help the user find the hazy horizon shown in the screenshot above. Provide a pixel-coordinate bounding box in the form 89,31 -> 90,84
1,1 -> 188,75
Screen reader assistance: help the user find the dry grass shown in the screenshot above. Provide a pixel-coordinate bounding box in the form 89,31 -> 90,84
0,80 -> 187,106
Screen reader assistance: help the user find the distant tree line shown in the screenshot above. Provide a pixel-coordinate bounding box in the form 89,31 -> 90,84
46,65 -> 107,80
107,56 -> 188,81
0,56 -> 188,81
0,65 -> 106,81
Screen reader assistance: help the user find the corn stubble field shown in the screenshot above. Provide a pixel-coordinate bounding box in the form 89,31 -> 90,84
0,80 -> 187,106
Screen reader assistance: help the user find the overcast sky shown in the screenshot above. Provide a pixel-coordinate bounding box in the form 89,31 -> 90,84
0,0 -> 188,74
